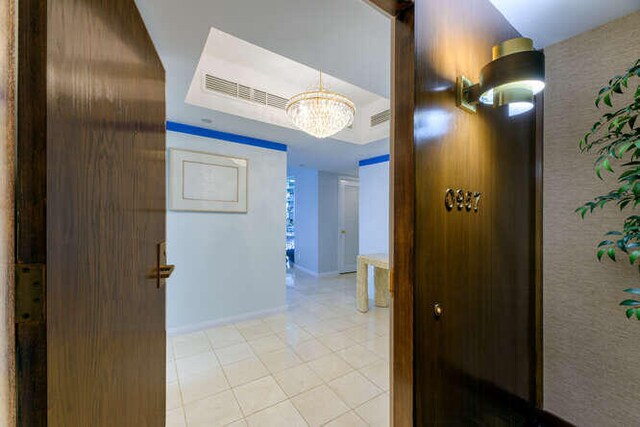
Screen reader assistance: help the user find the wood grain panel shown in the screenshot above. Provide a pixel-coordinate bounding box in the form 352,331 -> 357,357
413,0 -> 540,424
16,0 -> 166,425
389,6 -> 414,427
0,0 -> 15,425
543,12 -> 640,427
16,0 -> 47,424
45,0 -> 166,424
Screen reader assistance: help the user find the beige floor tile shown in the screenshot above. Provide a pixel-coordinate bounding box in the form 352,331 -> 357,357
359,359 -> 390,391
222,357 -> 269,387
180,367 -> 230,404
324,411 -> 368,427
165,407 -> 186,427
258,347 -> 303,373
225,419 -> 248,427
329,371 -> 383,409
173,332 -> 212,359
338,344 -> 381,369
234,318 -> 265,330
247,334 -> 286,355
232,375 -> 287,416
318,331 -> 354,351
307,353 -> 353,382
302,322 -> 336,337
184,390 -> 243,427
245,400 -> 307,427
166,381 -> 182,411
274,363 -> 323,397
343,326 -> 378,344
239,323 -> 274,341
167,360 -> 178,383
205,325 -> 246,349
363,336 -> 390,358
277,326 -> 313,347
215,343 -> 255,366
167,338 -> 175,361
176,351 -> 220,378
292,338 -> 332,362
291,385 -> 349,427
356,392 -> 390,427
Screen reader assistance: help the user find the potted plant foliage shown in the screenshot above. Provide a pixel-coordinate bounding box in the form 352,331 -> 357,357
576,58 -> 640,320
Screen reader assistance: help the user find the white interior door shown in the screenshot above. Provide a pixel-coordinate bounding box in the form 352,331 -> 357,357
338,179 -> 359,273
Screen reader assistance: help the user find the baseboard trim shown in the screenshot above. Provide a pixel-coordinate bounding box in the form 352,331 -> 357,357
166,305 -> 288,336
292,264 -> 340,278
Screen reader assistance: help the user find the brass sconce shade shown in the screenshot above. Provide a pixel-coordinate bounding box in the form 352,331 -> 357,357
456,37 -> 545,116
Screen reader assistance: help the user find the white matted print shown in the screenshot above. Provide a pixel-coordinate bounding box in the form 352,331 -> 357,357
170,148 -> 248,212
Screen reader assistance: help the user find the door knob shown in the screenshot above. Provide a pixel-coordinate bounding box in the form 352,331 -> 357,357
433,302 -> 443,319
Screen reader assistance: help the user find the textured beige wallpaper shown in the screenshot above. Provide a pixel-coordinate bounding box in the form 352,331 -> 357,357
544,11 -> 640,427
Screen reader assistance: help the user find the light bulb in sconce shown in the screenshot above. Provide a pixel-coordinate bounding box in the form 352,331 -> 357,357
456,37 -> 545,116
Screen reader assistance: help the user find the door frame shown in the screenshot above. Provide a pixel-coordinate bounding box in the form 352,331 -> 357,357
364,1 -> 415,426
337,178 -> 359,273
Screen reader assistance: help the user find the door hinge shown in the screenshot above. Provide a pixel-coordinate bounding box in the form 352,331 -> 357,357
15,264 -> 45,324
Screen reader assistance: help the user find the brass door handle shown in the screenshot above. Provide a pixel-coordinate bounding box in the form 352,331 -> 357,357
159,264 -> 175,279
153,241 -> 174,288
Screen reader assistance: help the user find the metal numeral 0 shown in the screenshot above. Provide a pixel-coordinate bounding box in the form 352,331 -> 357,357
444,189 -> 455,210
444,188 -> 482,212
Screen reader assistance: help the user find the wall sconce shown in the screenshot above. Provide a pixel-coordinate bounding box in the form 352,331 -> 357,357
456,37 -> 545,116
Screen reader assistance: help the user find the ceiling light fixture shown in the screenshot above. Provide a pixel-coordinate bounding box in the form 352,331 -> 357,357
285,72 -> 356,139
456,37 -> 545,116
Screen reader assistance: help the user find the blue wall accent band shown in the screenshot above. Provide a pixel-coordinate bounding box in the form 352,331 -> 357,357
166,121 -> 288,152
359,154 -> 390,167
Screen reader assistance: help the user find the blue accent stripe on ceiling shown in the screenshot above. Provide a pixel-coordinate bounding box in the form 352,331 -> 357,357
359,154 -> 390,167
166,121 -> 288,152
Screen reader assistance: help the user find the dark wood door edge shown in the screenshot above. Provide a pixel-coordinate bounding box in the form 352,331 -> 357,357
389,5 -> 415,427
364,0 -> 413,17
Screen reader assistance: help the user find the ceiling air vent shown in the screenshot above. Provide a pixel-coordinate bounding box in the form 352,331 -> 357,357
203,73 -> 290,111
238,85 -> 251,101
204,75 -> 238,98
370,109 -> 391,127
267,94 -> 289,110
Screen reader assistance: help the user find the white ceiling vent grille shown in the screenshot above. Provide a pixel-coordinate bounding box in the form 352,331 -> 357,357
204,75 -> 238,97
203,73 -> 289,110
370,109 -> 391,127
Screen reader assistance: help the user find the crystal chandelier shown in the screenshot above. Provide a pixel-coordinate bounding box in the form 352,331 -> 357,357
285,72 -> 356,139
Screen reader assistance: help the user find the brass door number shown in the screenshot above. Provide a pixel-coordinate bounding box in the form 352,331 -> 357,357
445,188 -> 481,212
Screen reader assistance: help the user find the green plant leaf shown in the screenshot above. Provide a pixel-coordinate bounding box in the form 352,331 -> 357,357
630,251 -> 640,264
597,248 -> 606,261
607,247 -> 617,261
597,240 -> 614,247
604,93 -> 613,107
620,299 -> 640,306
626,308 -> 635,318
605,231 -> 624,236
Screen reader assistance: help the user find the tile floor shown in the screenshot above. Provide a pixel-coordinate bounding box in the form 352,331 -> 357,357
166,269 -> 390,427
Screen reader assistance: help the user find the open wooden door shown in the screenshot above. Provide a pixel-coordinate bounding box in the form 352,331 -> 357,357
15,0 -> 166,425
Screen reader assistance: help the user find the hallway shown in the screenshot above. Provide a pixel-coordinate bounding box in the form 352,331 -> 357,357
166,270 -> 390,426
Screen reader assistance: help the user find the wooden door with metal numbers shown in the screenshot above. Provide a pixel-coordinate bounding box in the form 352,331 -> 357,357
15,0 -> 167,425
413,0 -> 542,425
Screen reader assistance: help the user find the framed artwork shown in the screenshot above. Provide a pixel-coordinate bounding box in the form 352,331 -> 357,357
169,148 -> 248,213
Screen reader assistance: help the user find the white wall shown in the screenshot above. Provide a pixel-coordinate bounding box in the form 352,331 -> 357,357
359,160 -> 389,255
291,167 -> 356,275
166,131 -> 287,333
318,171 -> 341,274
359,160 -> 389,299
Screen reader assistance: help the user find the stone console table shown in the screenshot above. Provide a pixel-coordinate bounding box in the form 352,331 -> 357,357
356,253 -> 390,313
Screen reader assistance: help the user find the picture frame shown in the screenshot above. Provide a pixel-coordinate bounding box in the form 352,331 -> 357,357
169,148 -> 248,213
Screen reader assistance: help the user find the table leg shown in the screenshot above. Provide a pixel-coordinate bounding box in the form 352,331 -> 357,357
374,267 -> 390,308
357,258 -> 368,312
